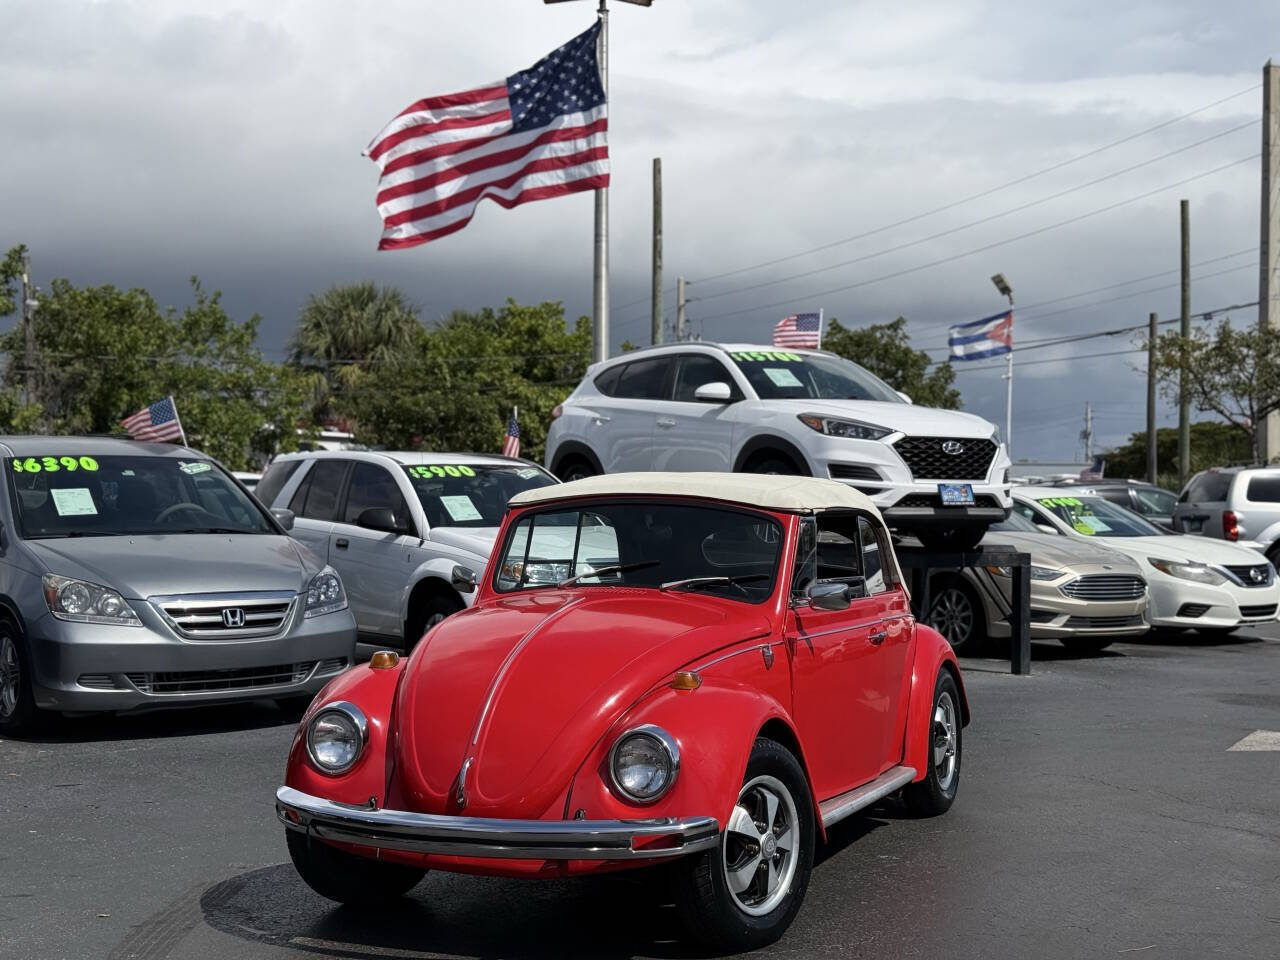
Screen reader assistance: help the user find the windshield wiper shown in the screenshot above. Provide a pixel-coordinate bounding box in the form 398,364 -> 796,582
174,528 -> 255,535
660,574 -> 769,596
558,560 -> 660,588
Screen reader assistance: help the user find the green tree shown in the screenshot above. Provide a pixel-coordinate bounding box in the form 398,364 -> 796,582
344,299 -> 591,462
0,275 -> 311,469
289,283 -> 422,419
1151,320 -> 1280,461
1102,422 -> 1252,488
822,316 -> 961,409
0,244 -> 26,318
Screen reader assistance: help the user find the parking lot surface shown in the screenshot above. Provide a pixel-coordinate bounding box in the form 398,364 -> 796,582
3,628 -> 1278,960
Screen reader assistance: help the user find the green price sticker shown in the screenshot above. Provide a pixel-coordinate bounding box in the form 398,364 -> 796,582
11,455 -> 98,473
731,351 -> 803,363
408,464 -> 476,479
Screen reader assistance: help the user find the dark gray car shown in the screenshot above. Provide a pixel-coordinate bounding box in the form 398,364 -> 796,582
0,437 -> 357,733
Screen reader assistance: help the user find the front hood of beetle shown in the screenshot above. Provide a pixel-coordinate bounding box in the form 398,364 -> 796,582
392,589 -> 768,818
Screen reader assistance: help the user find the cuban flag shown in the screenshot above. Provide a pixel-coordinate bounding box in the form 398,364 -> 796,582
948,309 -> 1013,361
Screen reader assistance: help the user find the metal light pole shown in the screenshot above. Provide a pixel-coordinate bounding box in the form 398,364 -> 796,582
991,273 -> 1014,459
544,0 -> 654,363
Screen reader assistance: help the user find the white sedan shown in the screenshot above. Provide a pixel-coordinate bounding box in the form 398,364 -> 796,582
1012,487 -> 1279,635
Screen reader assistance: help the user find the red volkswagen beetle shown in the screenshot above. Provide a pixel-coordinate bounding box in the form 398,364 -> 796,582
276,474 -> 968,949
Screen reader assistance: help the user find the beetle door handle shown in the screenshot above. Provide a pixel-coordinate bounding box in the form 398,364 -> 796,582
656,417 -> 676,428
869,629 -> 888,645
335,538 -> 349,549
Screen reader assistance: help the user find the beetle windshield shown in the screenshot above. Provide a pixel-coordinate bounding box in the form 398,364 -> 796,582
494,502 -> 783,603
6,455 -> 275,539
1031,495 -> 1163,537
728,350 -> 903,402
402,463 -> 558,528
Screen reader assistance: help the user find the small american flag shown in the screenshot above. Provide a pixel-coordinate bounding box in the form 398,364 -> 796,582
121,396 -> 185,443
502,407 -> 521,459
365,22 -> 608,250
773,313 -> 821,349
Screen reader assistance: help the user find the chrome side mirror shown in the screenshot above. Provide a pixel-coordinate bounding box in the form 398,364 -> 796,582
452,565 -> 478,594
271,508 -> 295,531
808,581 -> 851,611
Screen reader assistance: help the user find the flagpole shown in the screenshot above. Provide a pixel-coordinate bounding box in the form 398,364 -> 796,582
817,308 -> 824,349
1004,349 -> 1013,458
171,396 -> 188,447
592,0 -> 610,364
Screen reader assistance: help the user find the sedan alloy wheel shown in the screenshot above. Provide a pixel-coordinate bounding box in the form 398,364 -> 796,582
0,635 -> 19,719
928,587 -> 975,649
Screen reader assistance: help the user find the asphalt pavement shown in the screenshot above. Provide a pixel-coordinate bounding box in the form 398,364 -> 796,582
3,627 -> 1279,960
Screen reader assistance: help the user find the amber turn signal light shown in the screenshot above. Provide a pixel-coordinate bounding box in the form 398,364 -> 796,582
671,671 -> 701,691
370,650 -> 400,670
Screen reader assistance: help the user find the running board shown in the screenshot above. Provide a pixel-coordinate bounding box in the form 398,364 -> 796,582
819,765 -> 917,829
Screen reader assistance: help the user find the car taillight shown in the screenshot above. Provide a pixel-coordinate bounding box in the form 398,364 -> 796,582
550,404 -> 563,420
1223,510 -> 1239,541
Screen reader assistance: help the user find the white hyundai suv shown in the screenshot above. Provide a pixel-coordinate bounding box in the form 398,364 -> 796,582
545,342 -> 1011,549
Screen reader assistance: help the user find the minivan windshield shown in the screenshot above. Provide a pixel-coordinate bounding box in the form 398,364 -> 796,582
728,350 -> 903,402
495,501 -> 782,603
6,455 -> 275,539
403,463 -> 558,528
1029,495 -> 1163,538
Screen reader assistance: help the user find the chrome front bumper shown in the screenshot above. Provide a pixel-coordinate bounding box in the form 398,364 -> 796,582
276,786 -> 721,861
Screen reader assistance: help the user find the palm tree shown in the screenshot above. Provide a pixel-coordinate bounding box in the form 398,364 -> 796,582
290,283 -> 421,421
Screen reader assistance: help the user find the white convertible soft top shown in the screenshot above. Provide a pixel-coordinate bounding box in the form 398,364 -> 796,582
509,472 -> 881,517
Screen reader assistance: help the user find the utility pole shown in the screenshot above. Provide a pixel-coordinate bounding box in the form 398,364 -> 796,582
675,276 -> 687,341
20,250 -> 35,410
1080,402 -> 1093,462
1258,60 -> 1280,463
1178,199 -> 1191,487
651,157 -> 662,345
1147,312 -> 1158,484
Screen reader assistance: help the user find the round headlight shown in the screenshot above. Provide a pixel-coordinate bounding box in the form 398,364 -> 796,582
59,581 -> 92,615
97,592 -> 125,618
610,725 -> 679,803
306,703 -> 367,775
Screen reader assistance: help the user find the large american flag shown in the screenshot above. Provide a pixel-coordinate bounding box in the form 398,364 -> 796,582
773,313 -> 822,349
502,408 -> 521,459
365,22 -> 609,251
121,396 -> 185,443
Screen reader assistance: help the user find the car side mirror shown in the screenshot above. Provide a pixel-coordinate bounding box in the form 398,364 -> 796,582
808,581 -> 852,611
1033,521 -> 1057,534
270,508 -> 295,531
693,381 -> 732,403
452,564 -> 478,594
356,507 -> 404,534
896,391 -> 913,404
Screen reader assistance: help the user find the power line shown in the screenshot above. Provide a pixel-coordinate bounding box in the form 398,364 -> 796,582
689,83 -> 1261,286
695,154 -> 1260,325
692,120 -> 1257,304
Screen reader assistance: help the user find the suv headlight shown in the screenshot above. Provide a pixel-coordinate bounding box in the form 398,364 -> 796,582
42,575 -> 141,626
305,702 -> 367,774
305,566 -> 348,618
1147,557 -> 1227,585
609,724 -> 679,803
797,414 -> 891,441
985,564 -> 1064,581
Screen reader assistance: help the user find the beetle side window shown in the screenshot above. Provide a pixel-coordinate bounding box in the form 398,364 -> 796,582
857,517 -> 888,595
792,518 -> 817,598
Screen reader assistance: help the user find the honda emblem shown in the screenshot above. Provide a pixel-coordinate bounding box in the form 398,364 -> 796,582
221,607 -> 246,628
941,441 -> 965,456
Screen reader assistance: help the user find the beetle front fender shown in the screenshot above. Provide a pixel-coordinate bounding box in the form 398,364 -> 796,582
283,660 -> 405,808
902,622 -> 969,782
565,679 -> 822,837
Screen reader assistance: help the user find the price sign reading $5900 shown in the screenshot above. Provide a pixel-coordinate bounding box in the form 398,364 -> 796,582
11,456 -> 100,473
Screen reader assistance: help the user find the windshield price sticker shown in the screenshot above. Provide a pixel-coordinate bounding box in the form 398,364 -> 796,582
762,367 -> 803,388
50,488 -> 98,516
11,456 -> 100,473
439,494 -> 483,522
179,461 -> 213,475
731,351 -> 803,363
408,464 -> 476,479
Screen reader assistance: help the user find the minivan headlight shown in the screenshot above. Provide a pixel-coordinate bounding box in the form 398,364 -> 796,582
305,566 -> 348,618
1147,558 -> 1227,585
609,725 -> 679,803
797,414 -> 891,441
306,702 -> 367,774
42,575 -> 141,626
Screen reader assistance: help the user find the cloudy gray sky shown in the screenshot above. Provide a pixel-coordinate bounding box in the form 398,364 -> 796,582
3,0 -> 1278,463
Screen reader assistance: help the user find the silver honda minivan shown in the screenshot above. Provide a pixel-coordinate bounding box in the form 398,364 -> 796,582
0,437 -> 357,733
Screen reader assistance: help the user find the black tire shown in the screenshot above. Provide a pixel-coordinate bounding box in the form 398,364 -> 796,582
915,526 -> 986,552
925,577 -> 986,654
286,829 -> 425,906
743,454 -> 801,475
1059,637 -> 1114,654
0,621 -> 42,736
406,591 -> 465,652
903,670 -> 962,817
555,456 -> 597,483
673,738 -> 815,951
